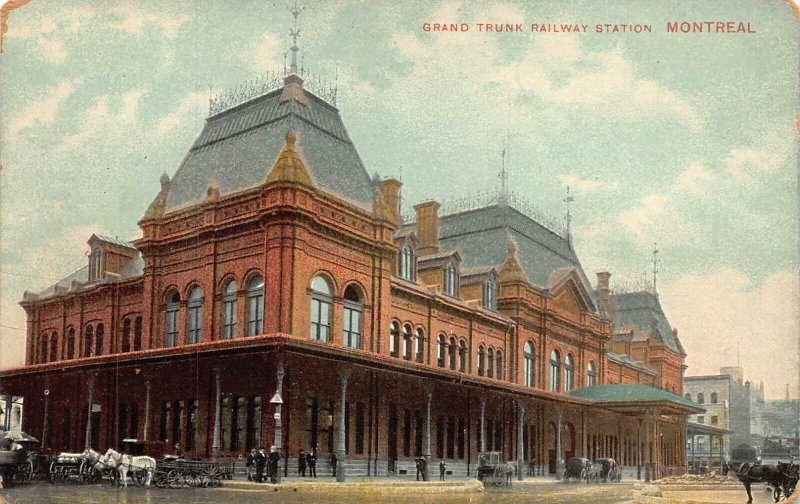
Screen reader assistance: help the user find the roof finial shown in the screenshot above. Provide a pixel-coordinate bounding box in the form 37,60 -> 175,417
498,142 -> 508,206
564,185 -> 574,246
652,242 -> 659,295
288,0 -> 305,76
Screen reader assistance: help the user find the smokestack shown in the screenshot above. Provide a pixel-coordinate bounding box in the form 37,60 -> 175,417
380,179 -> 402,223
414,200 -> 440,255
596,271 -> 611,314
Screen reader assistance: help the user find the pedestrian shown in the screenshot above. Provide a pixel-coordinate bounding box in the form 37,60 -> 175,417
419,457 -> 428,481
269,446 -> 280,483
415,457 -> 421,481
307,449 -> 317,477
255,446 -> 267,483
246,449 -> 257,481
330,452 -> 337,478
173,443 -> 182,458
439,460 -> 446,481
298,449 -> 306,477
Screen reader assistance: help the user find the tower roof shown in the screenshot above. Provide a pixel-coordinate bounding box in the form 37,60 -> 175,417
609,290 -> 683,353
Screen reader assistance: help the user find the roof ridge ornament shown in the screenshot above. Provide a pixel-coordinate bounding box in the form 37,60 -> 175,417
266,130 -> 314,186
498,231 -> 528,283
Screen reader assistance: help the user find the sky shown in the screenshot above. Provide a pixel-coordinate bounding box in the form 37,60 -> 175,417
1,0 -> 798,399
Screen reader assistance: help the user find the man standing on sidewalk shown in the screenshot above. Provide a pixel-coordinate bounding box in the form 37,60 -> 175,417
439,460 -> 447,481
298,449 -> 306,477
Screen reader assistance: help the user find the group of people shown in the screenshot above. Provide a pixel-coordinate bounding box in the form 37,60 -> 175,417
298,448 -> 329,477
245,446 -> 281,483
412,457 -> 447,481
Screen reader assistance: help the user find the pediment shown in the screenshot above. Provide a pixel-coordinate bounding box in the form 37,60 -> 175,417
550,271 -> 593,314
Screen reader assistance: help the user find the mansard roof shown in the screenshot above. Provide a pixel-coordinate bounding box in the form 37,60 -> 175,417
608,290 -> 683,354
608,351 -> 657,376
163,83 -> 376,214
435,204 -> 597,310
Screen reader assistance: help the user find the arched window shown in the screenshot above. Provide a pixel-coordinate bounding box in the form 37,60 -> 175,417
564,354 -> 574,391
496,350 -> 504,380
484,278 -> 496,310
186,287 -> 204,344
39,333 -> 48,363
415,328 -> 425,363
448,336 -> 457,370
550,350 -> 561,392
222,280 -> 237,339
524,342 -> 535,387
50,331 -> 58,362
403,324 -> 413,360
67,328 -> 75,360
343,285 -> 363,349
84,324 -> 94,357
133,316 -> 142,351
399,246 -> 414,281
89,248 -> 102,281
165,291 -> 180,347
95,323 -> 104,356
710,392 -> 718,404
697,393 -> 704,405
389,321 -> 400,357
477,345 -> 485,376
444,263 -> 457,296
437,334 -> 446,367
487,348 -> 494,378
458,340 -> 467,372
587,361 -> 597,387
246,275 -> 265,336
309,276 -> 332,342
122,317 -> 132,352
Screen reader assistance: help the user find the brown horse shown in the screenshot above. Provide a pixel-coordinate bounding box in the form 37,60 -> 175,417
724,461 -> 799,503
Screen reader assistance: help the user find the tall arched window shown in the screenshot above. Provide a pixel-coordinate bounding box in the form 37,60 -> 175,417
84,324 -> 94,357
487,348 -> 494,378
458,340 -> 467,372
390,321 -> 400,357
524,342 -> 535,387
399,246 -> 414,281
415,328 -> 425,363
587,361 -> 597,387
403,324 -> 413,360
710,392 -> 718,404
133,316 -> 142,351
496,350 -> 503,380
165,291 -> 180,347
95,323 -> 104,356
550,350 -> 561,392
246,275 -> 264,336
122,317 -> 132,352
67,328 -> 75,360
186,287 -> 204,344
484,278 -> 496,310
444,263 -> 457,296
448,336 -> 457,370
309,276 -> 332,342
564,354 -> 574,391
697,393 -> 704,405
437,334 -> 446,367
39,333 -> 48,363
222,280 -> 237,339
343,285 -> 363,349
477,346 -> 485,376
50,331 -> 58,362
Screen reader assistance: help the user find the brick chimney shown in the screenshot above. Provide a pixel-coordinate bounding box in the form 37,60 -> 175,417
380,178 -> 402,223
414,200 -> 440,255
596,271 -> 611,314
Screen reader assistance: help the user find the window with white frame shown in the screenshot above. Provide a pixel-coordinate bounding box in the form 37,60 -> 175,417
477,345 -> 485,376
399,246 -> 414,281
165,292 -> 180,347
222,280 -> 237,339
564,354 -> 574,391
403,324 -> 413,360
437,334 -> 446,367
309,276 -> 332,342
484,277 -> 496,310
390,321 -> 400,357
342,285 -> 362,349
496,350 -> 503,380
415,328 -> 425,363
550,350 -> 561,392
186,287 -> 204,344
588,361 -> 597,387
524,342 -> 535,387
444,263 -> 457,296
246,275 -> 264,336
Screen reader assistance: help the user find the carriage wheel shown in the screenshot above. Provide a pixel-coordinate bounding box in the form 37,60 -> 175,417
203,467 -> 221,488
184,470 -> 200,488
131,470 -> 147,487
167,469 -> 184,488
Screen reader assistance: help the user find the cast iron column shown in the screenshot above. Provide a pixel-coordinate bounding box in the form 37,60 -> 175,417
212,370 -> 221,459
42,388 -> 50,450
84,373 -> 95,449
423,386 -> 432,481
479,396 -> 486,452
517,403 -> 525,481
555,407 -> 563,480
337,369 -> 350,482
273,360 -> 285,484
143,379 -> 151,442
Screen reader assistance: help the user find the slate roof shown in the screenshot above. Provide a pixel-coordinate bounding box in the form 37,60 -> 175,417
608,352 -> 657,376
94,235 -> 136,250
569,384 -> 704,411
164,87 -> 376,214
609,291 -> 683,354
31,252 -> 144,299
433,204 -> 596,309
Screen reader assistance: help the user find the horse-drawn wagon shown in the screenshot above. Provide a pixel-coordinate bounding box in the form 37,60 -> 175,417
0,430 -> 39,486
476,451 -> 514,486
153,456 -> 229,488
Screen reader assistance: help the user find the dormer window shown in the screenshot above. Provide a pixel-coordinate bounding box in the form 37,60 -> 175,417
89,248 -> 102,281
399,246 -> 414,281
484,278 -> 496,310
444,263 -> 457,296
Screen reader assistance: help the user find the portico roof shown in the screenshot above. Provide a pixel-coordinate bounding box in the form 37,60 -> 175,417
687,422 -> 732,436
569,384 -> 705,415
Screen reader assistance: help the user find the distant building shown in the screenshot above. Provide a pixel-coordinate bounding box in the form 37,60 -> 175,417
0,395 -> 24,432
750,383 -> 799,462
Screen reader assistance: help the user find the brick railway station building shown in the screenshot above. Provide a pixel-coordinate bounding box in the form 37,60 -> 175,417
0,67 -> 701,481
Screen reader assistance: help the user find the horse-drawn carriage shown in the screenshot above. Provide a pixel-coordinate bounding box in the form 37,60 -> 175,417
0,430 -> 39,486
153,456 -> 230,488
49,449 -> 116,484
476,451 -> 515,486
564,456 -> 621,483
563,457 -> 590,482
595,458 -> 622,482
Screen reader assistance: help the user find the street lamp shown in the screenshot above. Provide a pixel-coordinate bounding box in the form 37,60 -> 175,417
270,392 -> 283,484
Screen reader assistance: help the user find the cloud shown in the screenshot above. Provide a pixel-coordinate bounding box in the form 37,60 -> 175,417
675,161 -> 716,195
724,147 -> 780,184
7,81 -> 77,139
155,91 -> 208,135
34,37 -> 67,64
617,193 -> 696,247
660,268 -> 800,399
559,174 -> 618,195
244,33 -> 284,74
108,5 -> 189,38
56,88 -> 148,152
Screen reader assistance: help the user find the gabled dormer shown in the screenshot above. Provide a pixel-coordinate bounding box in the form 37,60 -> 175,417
417,250 -> 462,297
393,228 -> 418,282
87,234 -> 138,282
460,266 -> 499,310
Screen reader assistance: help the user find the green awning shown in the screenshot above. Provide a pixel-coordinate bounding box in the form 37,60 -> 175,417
569,384 -> 705,414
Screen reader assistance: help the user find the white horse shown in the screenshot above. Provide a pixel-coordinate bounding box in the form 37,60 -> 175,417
100,448 -> 156,487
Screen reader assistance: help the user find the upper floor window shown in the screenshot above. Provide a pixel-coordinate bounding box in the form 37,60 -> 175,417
448,336 -> 457,370
697,415 -> 704,424
487,348 -> 494,378
89,248 -> 102,281
564,354 -> 574,391
550,350 -> 561,392
402,324 -> 413,360
524,342 -> 535,387
222,280 -> 237,339
390,321 -> 400,357
399,246 -> 414,281
484,278 -> 496,310
697,393 -> 705,405
710,392 -> 718,404
247,275 -> 265,336
133,316 -> 142,351
309,276 -> 332,343
49,331 -> 58,362
444,263 -> 457,296
711,416 -> 718,425
343,285 -> 363,349
122,318 -> 132,352
186,287 -> 204,344
415,328 -> 425,363
496,350 -> 503,380
39,333 -> 48,363
94,323 -> 104,356
477,345 -> 485,376
66,328 -> 75,360
588,361 -> 597,387
437,334 -> 446,367
458,340 -> 467,372
84,324 -> 94,357
165,291 -> 180,347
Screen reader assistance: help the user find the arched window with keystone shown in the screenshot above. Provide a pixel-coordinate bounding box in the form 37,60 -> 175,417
186,287 -> 204,344
246,275 -> 265,336
309,276 -> 333,343
221,280 -> 237,339
342,285 -> 363,349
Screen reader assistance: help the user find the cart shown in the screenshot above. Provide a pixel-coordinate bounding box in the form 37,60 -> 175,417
476,451 -> 512,486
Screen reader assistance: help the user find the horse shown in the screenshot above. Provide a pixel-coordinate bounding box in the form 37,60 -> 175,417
100,448 -> 156,487
586,461 -> 603,483
724,461 -> 799,503
563,457 -> 590,483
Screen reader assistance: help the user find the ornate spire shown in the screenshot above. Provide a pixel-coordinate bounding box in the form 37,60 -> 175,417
266,131 -> 313,186
498,142 -> 509,206
564,185 -> 574,246
498,232 -> 528,283
652,242 -> 659,295
288,1 -> 305,76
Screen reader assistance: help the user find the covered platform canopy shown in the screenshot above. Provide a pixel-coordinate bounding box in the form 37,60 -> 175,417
569,384 -> 706,416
